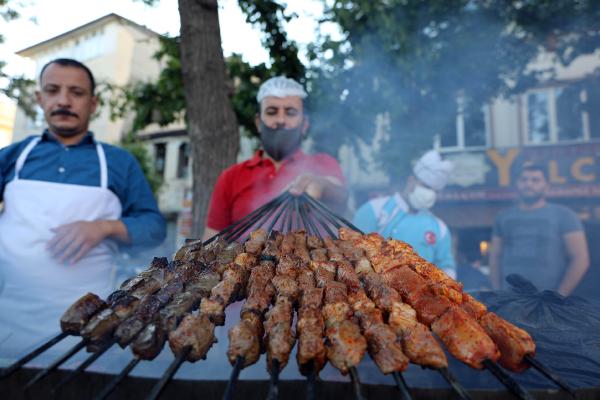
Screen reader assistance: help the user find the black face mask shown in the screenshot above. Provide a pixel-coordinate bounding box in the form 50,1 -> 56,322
259,120 -> 304,161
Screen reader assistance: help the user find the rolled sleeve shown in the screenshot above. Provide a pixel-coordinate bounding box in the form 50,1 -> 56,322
118,157 -> 166,249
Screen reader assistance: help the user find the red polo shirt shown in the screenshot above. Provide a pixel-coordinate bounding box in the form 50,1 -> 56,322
206,149 -> 345,231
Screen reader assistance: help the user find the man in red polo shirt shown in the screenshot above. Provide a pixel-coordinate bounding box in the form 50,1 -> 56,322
202,76 -> 347,239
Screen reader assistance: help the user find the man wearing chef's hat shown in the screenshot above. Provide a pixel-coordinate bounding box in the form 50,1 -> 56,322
353,150 -> 456,278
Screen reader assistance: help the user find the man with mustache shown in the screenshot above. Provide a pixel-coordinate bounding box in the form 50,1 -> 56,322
489,164 -> 589,295
0,58 -> 166,356
202,76 -> 347,240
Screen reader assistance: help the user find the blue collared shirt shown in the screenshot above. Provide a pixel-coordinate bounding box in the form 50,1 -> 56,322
0,131 -> 166,249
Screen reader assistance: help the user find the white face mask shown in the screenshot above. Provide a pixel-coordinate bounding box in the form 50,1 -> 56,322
408,184 -> 437,210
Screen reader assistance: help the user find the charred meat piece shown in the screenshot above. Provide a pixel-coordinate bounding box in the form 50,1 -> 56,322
60,293 -> 107,334
216,242 -> 244,266
297,309 -> 326,375
411,291 -> 452,326
361,272 -> 401,314
431,307 -> 499,369
185,271 -> 221,298
81,308 -> 120,347
307,235 -> 324,250
364,323 -> 409,374
168,314 -> 216,362
300,287 -> 323,309
276,255 -> 300,278
130,278 -> 163,299
110,293 -> 141,319
160,292 -> 198,332
172,240 -> 202,263
322,303 -> 353,327
388,302 -> 447,368
353,304 -> 383,332
309,248 -> 328,262
297,268 -> 316,292
479,312 -> 535,372
335,261 -> 361,289
314,266 -> 336,288
227,318 -> 261,367
324,281 -> 348,304
245,229 -> 267,255
200,298 -> 225,326
336,239 -> 365,262
280,232 -> 297,256
131,322 -> 167,360
234,252 -> 258,272
382,267 -> 430,305
115,295 -> 165,347
403,322 -> 448,369
354,258 -> 374,275
325,320 -> 367,375
461,293 -> 487,320
262,231 -> 283,260
410,260 -> 463,293
293,231 -> 311,263
272,275 -> 300,301
264,296 -> 295,370
242,283 -> 275,315
323,238 -> 345,261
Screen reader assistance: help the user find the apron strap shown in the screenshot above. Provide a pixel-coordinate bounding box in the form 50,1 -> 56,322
14,137 -> 42,180
95,143 -> 108,189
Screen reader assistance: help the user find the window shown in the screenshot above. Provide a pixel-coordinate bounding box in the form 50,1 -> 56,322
586,81 -> 600,140
438,97 -> 489,149
524,85 -> 590,144
526,90 -> 550,143
177,143 -> 190,179
154,143 -> 166,177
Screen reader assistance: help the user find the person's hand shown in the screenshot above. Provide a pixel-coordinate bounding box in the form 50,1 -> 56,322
47,221 -> 111,265
287,173 -> 327,199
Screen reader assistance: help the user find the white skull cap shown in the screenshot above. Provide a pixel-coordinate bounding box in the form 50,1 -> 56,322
256,76 -> 307,103
413,150 -> 454,191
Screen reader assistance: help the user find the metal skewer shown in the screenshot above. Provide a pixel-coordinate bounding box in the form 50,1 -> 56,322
524,354 -> 576,398
145,348 -> 190,400
224,192 -> 291,242
302,193 -> 362,233
93,357 -> 141,400
483,359 -> 535,400
305,362 -> 317,400
223,356 -> 244,400
24,339 -> 87,389
0,331 -> 69,380
51,339 -> 116,395
303,200 -> 336,238
207,191 -> 289,245
349,366 -> 366,400
437,367 -> 472,400
392,371 -> 413,400
266,359 -> 280,400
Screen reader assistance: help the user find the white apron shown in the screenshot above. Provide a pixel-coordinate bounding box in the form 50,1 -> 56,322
0,137 -> 122,360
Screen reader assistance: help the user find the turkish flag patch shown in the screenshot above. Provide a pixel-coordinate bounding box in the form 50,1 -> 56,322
425,231 -> 436,245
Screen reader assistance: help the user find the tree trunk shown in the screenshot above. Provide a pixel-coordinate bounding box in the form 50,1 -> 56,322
178,0 -> 240,237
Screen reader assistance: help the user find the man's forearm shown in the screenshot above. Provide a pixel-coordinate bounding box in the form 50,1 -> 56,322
557,259 -> 588,296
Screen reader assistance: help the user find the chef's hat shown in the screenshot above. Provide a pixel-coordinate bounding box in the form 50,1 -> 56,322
413,150 -> 453,191
256,76 -> 307,103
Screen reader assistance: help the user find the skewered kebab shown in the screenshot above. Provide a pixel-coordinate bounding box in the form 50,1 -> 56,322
12,190 -> 575,400
295,235 -> 327,377
339,228 -> 542,399
314,260 -> 367,375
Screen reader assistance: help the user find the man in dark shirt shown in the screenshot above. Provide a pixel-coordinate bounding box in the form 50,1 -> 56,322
0,58 -> 166,356
490,164 -> 589,295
